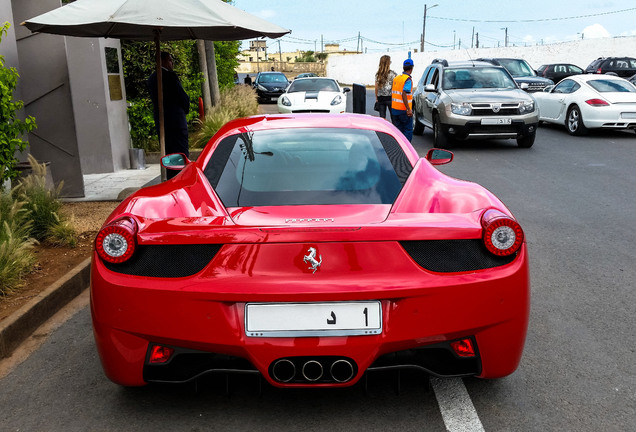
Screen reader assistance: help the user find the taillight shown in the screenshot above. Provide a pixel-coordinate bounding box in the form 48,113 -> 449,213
596,68 -> 602,74
585,98 -> 609,107
149,345 -> 175,364
450,338 -> 476,358
481,209 -> 524,257
95,217 -> 137,263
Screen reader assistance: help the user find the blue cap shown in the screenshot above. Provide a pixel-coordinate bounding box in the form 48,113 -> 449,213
403,59 -> 414,68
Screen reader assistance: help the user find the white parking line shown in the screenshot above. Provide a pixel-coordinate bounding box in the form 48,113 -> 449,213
431,377 -> 485,432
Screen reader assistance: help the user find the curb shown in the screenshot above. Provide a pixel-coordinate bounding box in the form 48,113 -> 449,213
0,257 -> 91,359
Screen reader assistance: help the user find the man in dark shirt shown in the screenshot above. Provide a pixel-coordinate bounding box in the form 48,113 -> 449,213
147,52 -> 190,179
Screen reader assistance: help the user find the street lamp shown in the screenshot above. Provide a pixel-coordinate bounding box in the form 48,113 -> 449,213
500,27 -> 508,47
420,3 -> 439,52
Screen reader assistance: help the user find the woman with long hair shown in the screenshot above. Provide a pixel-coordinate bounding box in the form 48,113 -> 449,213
375,55 -> 397,120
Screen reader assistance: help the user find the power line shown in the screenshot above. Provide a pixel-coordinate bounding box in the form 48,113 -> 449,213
428,7 -> 636,23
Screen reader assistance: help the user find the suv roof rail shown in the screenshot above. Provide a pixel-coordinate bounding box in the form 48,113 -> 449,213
431,58 -> 449,67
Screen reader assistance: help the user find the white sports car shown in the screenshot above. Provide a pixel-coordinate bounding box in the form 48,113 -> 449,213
277,77 -> 350,114
534,74 -> 636,135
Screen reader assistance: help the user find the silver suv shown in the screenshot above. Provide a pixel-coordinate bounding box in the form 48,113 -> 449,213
413,59 -> 539,148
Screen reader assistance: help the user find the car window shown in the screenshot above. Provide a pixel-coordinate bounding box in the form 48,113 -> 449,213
587,79 -> 636,93
568,65 -> 583,74
426,68 -> 439,87
629,59 -> 636,68
418,66 -> 432,87
552,79 -> 578,94
204,128 -> 408,207
443,67 -> 516,89
496,59 -> 535,77
288,79 -> 339,93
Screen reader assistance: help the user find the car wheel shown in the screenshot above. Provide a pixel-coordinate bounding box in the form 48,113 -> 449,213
566,105 -> 588,136
413,112 -> 425,135
517,131 -> 536,148
433,114 -> 451,148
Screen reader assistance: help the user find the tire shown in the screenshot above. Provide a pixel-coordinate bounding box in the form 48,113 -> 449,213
433,114 -> 451,148
517,131 -> 536,148
413,113 -> 425,135
566,105 -> 588,136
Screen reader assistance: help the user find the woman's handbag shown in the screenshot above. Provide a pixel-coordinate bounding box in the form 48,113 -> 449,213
373,101 -> 380,111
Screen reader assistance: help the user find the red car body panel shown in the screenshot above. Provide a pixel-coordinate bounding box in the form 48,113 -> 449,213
91,114 -> 530,387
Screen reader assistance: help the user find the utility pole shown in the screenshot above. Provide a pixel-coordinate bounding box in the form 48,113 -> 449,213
501,27 -> 508,47
471,26 -> 474,48
421,4 -> 439,52
453,30 -> 456,50
476,32 -> 479,48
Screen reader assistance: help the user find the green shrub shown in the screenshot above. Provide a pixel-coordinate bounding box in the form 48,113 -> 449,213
0,195 -> 35,296
0,22 -> 37,184
192,86 -> 259,148
12,155 -> 77,246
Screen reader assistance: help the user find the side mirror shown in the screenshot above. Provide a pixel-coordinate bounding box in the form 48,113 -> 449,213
425,148 -> 454,165
520,82 -> 529,90
161,153 -> 190,170
425,83 -> 437,92
343,87 -> 351,93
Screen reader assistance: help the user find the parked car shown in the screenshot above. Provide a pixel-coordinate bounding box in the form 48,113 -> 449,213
277,77 -> 350,113
585,57 -> 636,78
476,57 -> 554,92
533,74 -> 636,135
412,59 -> 539,148
253,71 -> 290,102
91,113 -> 530,387
294,72 -> 318,79
536,63 -> 583,83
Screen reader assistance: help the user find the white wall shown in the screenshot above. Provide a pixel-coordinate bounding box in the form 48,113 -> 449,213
327,36 -> 636,86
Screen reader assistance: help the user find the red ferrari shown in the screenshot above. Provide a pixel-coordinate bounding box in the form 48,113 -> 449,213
91,114 -> 529,387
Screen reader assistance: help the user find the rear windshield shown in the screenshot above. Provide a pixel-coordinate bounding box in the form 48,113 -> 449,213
203,128 -> 410,207
588,79 -> 636,93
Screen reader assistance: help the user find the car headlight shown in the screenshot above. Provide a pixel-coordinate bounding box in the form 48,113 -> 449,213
451,102 -> 472,116
519,100 -> 535,114
257,84 -> 268,92
280,96 -> 292,106
331,95 -> 343,106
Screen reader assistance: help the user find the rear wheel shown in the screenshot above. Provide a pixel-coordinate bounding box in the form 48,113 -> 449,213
566,105 -> 588,136
433,114 -> 451,148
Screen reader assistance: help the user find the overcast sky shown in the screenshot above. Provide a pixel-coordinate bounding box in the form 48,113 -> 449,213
234,0 -> 636,53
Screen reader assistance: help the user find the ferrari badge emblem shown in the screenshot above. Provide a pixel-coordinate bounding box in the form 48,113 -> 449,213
303,247 -> 322,273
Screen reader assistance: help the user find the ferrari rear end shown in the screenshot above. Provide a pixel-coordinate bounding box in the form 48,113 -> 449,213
90,114 -> 529,387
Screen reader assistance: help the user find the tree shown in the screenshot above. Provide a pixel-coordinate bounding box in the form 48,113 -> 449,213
0,23 -> 37,184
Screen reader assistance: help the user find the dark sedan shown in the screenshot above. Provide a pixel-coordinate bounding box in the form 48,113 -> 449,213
536,63 -> 583,84
585,57 -> 636,78
253,71 -> 290,102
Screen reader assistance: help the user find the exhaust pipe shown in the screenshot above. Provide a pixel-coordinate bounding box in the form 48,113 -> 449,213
272,359 -> 296,383
330,359 -> 355,383
302,360 -> 324,382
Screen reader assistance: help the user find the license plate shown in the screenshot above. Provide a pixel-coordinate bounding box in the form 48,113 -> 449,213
481,118 -> 512,125
621,112 -> 636,119
245,301 -> 382,337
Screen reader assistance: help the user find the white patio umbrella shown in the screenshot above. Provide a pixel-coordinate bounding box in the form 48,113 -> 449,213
23,0 -> 290,178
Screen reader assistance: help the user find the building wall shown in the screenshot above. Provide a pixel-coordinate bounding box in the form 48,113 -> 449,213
66,38 -> 131,174
327,36 -> 636,86
6,0 -> 84,197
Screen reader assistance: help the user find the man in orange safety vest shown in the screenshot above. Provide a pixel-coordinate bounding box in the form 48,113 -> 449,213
390,58 -> 414,141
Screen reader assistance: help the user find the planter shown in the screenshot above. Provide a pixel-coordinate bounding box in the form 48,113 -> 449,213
129,148 -> 146,170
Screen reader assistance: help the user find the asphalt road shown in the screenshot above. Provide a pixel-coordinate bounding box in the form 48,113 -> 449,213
0,94 -> 634,431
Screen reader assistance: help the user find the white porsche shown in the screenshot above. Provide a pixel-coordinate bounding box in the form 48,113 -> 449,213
277,77 -> 350,114
534,74 -> 636,135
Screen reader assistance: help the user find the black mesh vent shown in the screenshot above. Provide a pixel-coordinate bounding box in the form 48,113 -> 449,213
104,244 -> 222,277
400,239 -> 516,273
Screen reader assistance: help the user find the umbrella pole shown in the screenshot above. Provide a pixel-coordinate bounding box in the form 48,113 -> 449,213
155,29 -> 166,181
